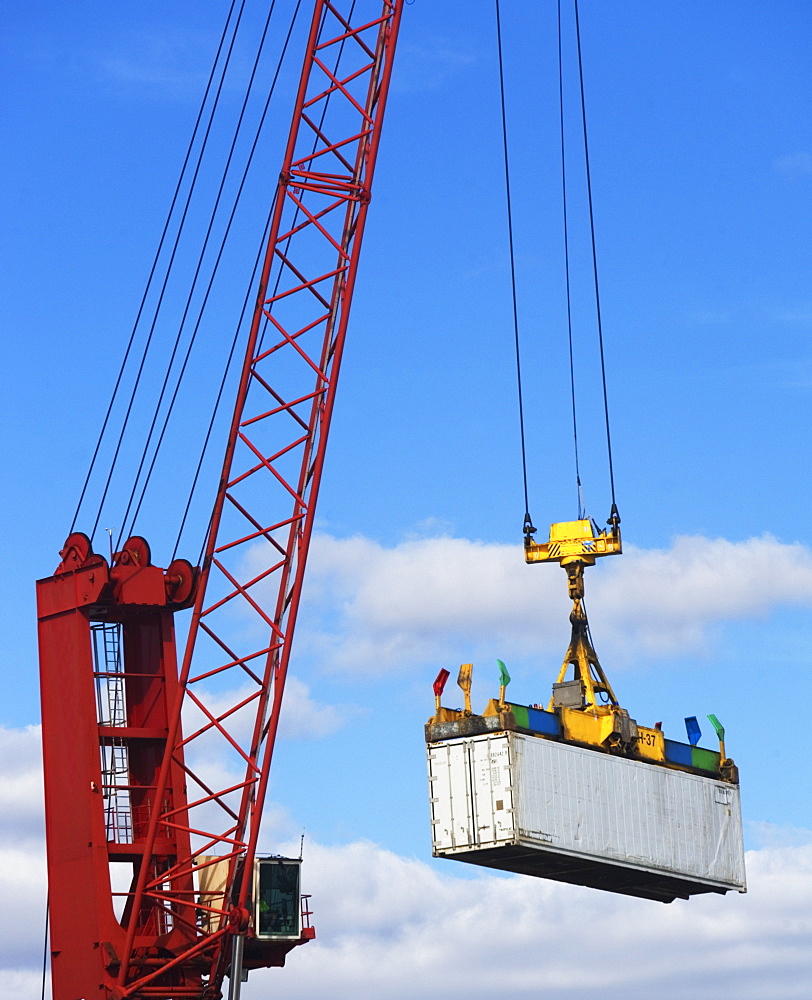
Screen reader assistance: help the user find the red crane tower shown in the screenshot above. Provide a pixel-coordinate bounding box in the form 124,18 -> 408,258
36,2 -> 404,997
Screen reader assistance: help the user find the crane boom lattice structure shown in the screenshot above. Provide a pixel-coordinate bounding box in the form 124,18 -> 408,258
37,3 -> 404,998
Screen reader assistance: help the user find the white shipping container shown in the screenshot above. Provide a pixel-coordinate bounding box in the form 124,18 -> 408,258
427,731 -> 746,902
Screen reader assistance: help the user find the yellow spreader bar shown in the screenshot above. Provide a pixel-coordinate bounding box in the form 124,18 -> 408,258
524,518 -> 622,565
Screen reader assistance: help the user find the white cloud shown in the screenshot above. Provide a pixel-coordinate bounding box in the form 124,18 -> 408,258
277,676 -> 347,740
297,532 -> 812,672
241,837 -> 812,1000
748,821 -> 812,850
0,725 -> 43,844
591,533 -> 812,656
0,849 -> 47,971
0,971 -> 48,1000
0,726 -> 46,974
299,532 -> 567,670
773,151 -> 812,177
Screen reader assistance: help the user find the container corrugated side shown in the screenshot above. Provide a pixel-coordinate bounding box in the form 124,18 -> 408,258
427,732 -> 746,901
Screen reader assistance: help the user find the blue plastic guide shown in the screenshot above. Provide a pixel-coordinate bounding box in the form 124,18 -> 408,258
684,716 -> 702,746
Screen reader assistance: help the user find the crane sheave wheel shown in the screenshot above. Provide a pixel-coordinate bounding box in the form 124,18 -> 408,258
60,531 -> 92,567
166,558 -> 195,605
119,535 -> 151,568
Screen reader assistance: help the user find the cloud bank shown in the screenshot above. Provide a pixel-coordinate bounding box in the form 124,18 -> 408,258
244,836 -> 812,1000
0,727 -> 46,982
297,532 -> 812,671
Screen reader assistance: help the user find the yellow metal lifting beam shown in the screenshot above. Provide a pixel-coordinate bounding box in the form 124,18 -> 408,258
524,516 -> 622,570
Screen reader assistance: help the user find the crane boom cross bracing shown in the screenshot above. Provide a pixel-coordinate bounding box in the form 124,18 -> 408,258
37,3 -> 404,998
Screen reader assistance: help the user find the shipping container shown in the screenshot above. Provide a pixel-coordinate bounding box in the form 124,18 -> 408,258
427,731 -> 746,903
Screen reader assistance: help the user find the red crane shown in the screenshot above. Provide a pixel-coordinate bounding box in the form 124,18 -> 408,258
36,2 -> 404,997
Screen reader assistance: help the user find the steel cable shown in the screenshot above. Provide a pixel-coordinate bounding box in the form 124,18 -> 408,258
79,1 -> 244,544
71,0 -> 241,539
173,185 -> 277,564
558,0 -> 585,519
40,892 -> 49,1000
120,0 -> 300,547
190,0 -> 359,576
107,0 -> 252,550
494,0 -> 533,532
573,0 -> 618,512
171,1 -> 306,565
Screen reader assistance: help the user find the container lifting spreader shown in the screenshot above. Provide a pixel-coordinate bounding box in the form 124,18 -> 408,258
425,517 -> 746,903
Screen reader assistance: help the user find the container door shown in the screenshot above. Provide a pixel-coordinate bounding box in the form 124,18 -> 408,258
428,736 -> 516,853
427,742 -> 474,850
469,735 -> 515,847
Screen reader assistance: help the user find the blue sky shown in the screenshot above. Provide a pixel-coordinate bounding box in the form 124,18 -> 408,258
2,2 -> 812,997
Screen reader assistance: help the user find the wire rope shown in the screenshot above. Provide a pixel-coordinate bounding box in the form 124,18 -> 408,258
494,0 -> 533,534
557,0 -> 585,519
573,0 -> 618,515
119,0 -> 295,547
108,0 -> 252,548
70,0 -> 240,537
173,204 -> 274,565
92,0 -> 250,545
40,892 -> 49,1000
167,0 -> 305,561
185,209 -> 275,570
